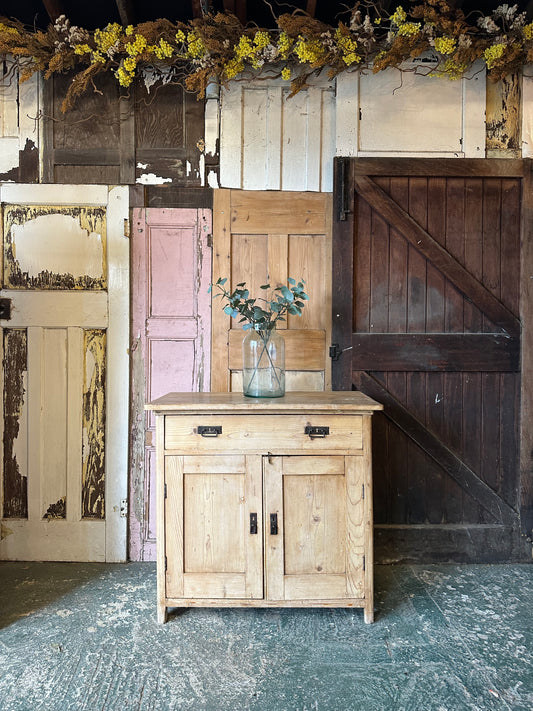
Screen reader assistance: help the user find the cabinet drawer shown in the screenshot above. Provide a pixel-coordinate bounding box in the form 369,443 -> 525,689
164,414 -> 363,452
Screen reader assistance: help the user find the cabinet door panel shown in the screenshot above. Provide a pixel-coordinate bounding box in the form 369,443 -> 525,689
165,454 -> 263,599
265,455 -> 364,601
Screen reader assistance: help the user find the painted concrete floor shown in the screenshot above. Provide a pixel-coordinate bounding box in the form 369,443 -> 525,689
0,563 -> 531,711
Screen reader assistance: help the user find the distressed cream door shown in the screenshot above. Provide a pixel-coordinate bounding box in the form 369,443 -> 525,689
211,189 -> 332,392
0,184 -> 129,561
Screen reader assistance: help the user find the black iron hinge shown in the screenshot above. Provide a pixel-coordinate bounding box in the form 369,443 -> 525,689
362,484 -> 365,500
363,555 -> 366,572
164,483 -> 167,499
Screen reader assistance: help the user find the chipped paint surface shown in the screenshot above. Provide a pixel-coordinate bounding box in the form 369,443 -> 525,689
82,330 -> 106,520
3,205 -> 106,290
43,497 -> 66,520
2,329 -> 28,518
135,173 -> 172,185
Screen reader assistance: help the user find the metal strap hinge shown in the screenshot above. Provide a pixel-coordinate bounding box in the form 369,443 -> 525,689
164,483 -> 167,499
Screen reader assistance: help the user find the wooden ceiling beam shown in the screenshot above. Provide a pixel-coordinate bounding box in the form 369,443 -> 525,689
41,0 -> 65,22
306,0 -> 317,17
191,0 -> 204,18
222,0 -> 247,24
115,0 -> 136,25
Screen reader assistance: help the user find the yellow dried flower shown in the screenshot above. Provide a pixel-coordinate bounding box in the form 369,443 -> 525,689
224,57 -> 244,79
125,34 -> 148,57
187,32 -> 205,59
74,43 -> 91,55
254,31 -> 271,50
294,36 -> 325,64
434,37 -> 456,55
151,39 -> 174,60
116,65 -> 134,87
277,32 -> 292,60
484,43 -> 505,69
335,29 -> 361,65
391,7 -> 407,26
397,22 -> 421,37
281,66 -> 291,80
175,30 -> 186,43
0,23 -> 20,37
235,35 -> 254,60
94,22 -> 122,54
523,23 -> 533,41
125,25 -> 134,36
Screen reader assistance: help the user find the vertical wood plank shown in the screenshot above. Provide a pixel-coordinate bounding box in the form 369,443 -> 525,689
81,329 -> 106,519
264,455 -> 284,601
335,72 -> 359,157
266,87 -> 282,190
219,86 -> 243,188
2,329 -> 28,518
345,455 -> 364,599
305,87 -> 323,192
245,455 -> 263,599
519,160 -> 533,543
462,61 -> 486,158
165,454 -> 184,600
242,88 -> 268,190
361,416 -> 374,623
26,327 -> 42,523
211,190 -> 233,391
66,327 -> 82,524
41,328 -> 68,520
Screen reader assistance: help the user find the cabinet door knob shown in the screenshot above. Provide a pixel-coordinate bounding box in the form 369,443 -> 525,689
305,425 -> 329,438
270,513 -> 278,535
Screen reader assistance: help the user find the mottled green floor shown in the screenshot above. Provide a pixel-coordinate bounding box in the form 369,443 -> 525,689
0,563 -> 531,711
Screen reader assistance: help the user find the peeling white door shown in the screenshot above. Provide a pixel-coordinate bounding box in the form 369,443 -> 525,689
0,184 -> 129,561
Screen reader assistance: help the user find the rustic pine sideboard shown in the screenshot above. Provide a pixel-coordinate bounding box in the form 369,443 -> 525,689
146,391 -> 383,624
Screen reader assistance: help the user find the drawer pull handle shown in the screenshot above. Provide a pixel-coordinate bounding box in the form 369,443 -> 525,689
305,426 -> 330,439
250,513 -> 258,535
197,425 -> 222,437
270,513 -> 278,535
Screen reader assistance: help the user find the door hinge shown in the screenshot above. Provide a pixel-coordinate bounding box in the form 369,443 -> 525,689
120,499 -> 128,518
363,555 -> 366,572
362,484 -> 364,499
164,483 -> 167,499
165,556 -> 168,571
207,233 -> 213,248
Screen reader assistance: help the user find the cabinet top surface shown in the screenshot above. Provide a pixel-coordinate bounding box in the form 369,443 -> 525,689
146,391 -> 383,413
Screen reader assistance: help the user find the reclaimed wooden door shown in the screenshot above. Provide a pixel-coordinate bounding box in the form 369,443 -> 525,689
0,184 -> 129,561
129,208 -> 212,561
332,158 -> 531,562
211,189 -> 332,392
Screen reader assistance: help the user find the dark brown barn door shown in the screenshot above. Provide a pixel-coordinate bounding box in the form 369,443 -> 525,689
332,158 -> 532,562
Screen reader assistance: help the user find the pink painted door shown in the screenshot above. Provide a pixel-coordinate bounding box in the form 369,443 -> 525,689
129,208 -> 212,560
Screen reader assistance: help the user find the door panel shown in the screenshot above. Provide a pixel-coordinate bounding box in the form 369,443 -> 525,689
0,185 -> 128,561
264,455 -> 364,601
211,189 -> 332,392
332,158 -> 525,561
165,454 -> 263,600
130,208 -> 212,561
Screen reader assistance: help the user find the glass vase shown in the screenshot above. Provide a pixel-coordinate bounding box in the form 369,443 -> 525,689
242,326 -> 285,398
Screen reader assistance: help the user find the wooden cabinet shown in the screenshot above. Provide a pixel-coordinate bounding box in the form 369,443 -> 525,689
147,392 -> 383,623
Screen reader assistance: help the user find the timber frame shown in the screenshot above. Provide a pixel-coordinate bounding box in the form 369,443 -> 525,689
332,157 -> 533,562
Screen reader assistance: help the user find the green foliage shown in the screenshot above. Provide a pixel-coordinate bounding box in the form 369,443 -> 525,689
208,277 -> 309,331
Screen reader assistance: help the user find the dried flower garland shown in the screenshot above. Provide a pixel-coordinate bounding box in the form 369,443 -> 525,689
0,1 -> 532,111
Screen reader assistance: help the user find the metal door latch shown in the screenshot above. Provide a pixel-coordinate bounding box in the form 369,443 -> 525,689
0,298 -> 12,320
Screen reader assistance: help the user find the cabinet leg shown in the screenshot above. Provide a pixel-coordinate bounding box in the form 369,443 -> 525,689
157,604 -> 168,624
364,604 -> 374,624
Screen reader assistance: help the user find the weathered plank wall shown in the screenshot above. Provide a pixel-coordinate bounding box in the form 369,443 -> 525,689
0,61 -> 39,182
